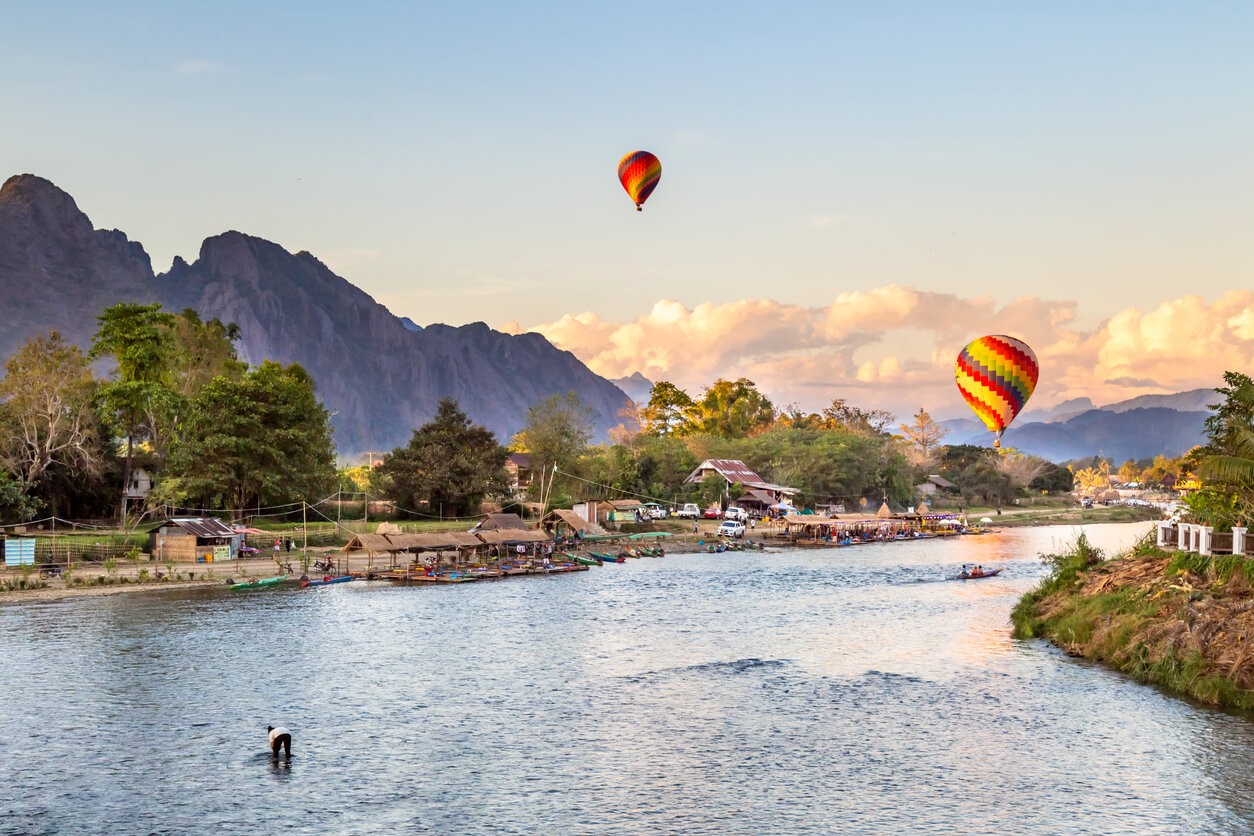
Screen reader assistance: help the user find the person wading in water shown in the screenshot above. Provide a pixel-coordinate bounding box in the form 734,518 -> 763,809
268,725 -> 292,759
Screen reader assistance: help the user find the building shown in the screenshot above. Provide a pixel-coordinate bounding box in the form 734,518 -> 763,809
572,499 -> 645,526
504,453 -> 535,496
147,518 -> 241,563
124,467 -> 154,503
916,475 -> 958,496
684,459 -> 798,511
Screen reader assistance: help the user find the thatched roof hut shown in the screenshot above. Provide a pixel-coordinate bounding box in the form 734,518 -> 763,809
342,533 -> 398,555
876,502 -> 895,518
915,501 -> 930,515
541,508 -> 593,535
474,528 -> 551,545
472,513 -> 527,531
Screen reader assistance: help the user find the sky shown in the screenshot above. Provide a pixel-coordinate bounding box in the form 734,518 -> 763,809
5,2 -> 1253,422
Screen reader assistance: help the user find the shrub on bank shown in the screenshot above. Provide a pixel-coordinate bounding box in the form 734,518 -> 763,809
1013,532 -> 1254,710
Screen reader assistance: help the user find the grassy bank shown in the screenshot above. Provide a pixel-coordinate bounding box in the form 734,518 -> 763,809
1012,533 -> 1254,710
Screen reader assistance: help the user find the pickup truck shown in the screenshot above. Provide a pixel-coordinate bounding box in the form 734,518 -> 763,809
675,503 -> 701,519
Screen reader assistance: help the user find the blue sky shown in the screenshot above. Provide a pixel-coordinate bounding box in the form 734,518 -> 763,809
5,2 -> 1254,417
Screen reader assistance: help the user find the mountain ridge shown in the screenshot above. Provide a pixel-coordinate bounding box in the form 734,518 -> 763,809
0,174 -> 633,456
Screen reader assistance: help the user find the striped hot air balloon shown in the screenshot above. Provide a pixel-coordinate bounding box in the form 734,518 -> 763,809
954,335 -> 1039,448
617,150 -> 661,211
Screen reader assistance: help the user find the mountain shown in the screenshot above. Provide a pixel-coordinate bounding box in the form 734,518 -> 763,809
941,404 -> 1209,462
0,174 -> 633,455
1100,389 -> 1216,414
611,372 -> 654,403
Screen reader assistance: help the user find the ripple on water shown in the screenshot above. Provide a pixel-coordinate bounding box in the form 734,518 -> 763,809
1,523 -> 1250,833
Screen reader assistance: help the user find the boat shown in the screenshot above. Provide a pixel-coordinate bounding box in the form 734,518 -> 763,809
227,575 -> 288,590
568,553 -> 602,566
956,568 -> 1003,580
299,574 -> 354,588
590,551 -> 625,563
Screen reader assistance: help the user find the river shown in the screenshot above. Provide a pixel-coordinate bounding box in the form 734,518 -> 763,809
3,523 -> 1252,834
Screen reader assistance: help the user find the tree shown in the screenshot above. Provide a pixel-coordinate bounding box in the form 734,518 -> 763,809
376,398 -> 508,517
518,392 -> 594,494
821,398 -> 894,436
89,303 -> 176,523
959,458 -> 1015,507
690,378 -> 775,438
994,450 -> 1050,489
1029,462 -> 1074,494
158,362 -> 336,511
640,381 -> 696,436
0,332 -> 103,495
1194,372 -> 1254,517
898,408 -> 947,468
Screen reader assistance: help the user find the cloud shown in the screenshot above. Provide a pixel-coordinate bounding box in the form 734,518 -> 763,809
520,287 -> 1254,420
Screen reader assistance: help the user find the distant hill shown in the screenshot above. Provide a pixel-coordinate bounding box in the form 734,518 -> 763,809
937,398 -> 1211,462
611,372 -> 654,403
0,174 -> 633,456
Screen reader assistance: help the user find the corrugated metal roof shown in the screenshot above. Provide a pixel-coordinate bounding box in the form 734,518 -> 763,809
149,518 -> 237,538
685,459 -> 766,485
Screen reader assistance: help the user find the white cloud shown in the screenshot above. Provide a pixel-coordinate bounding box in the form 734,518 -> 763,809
521,287 -> 1254,420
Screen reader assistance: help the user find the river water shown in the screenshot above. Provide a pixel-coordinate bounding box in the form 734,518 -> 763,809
3,523 -> 1253,835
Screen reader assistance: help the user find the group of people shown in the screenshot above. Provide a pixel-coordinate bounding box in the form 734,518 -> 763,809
959,564 -> 988,578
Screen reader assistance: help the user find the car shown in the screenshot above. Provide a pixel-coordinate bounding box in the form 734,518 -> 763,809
703,507 -> 723,519
642,503 -> 668,519
723,507 -> 748,522
675,503 -> 701,519
717,520 -> 746,538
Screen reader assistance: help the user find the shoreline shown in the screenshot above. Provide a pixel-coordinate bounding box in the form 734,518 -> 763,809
1011,539 -> 1254,711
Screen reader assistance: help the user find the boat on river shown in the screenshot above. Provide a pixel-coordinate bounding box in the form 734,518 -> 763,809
568,553 -> 602,566
299,574 -> 354,588
590,551 -> 625,563
227,575 -> 288,590
956,568 -> 1003,580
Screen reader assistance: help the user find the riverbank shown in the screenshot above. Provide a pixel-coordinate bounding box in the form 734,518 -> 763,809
1011,534 -> 1254,710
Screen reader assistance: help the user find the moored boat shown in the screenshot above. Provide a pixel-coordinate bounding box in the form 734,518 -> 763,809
568,553 -> 602,566
227,575 -> 288,590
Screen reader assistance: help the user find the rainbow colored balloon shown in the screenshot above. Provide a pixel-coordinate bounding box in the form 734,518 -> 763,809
617,150 -> 661,211
954,335 -> 1039,447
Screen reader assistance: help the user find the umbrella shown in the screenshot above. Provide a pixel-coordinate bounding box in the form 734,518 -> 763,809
980,517 -> 993,524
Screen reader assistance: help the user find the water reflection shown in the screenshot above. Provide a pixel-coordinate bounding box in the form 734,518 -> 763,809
3,523 -> 1251,832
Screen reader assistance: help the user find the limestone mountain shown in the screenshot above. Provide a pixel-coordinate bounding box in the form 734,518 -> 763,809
0,174 -> 633,456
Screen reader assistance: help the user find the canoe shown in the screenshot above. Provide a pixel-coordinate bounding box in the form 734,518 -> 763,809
590,552 -> 625,563
299,574 -> 353,588
228,575 -> 288,590
568,553 -> 602,566
957,569 -> 1003,580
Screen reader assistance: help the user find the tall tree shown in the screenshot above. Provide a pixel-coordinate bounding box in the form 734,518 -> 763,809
158,362 -> 336,512
898,408 -> 947,468
0,332 -> 103,495
640,381 -> 696,436
690,378 -> 776,438
1194,372 -> 1254,516
821,398 -> 895,436
89,303 -> 176,523
517,392 -> 594,497
377,398 -> 508,517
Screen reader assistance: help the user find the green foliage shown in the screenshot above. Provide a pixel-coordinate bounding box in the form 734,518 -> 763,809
640,381 -> 696,436
959,457 -> 1015,507
517,392 -> 594,497
688,378 -> 775,438
1011,533 -> 1105,638
159,361 -> 337,510
1029,462 -> 1074,493
376,398 -> 509,517
0,331 -> 101,499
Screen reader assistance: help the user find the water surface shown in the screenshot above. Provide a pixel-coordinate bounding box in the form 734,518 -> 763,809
3,523 -> 1252,834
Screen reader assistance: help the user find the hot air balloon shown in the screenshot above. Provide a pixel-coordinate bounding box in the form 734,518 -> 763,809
617,150 -> 661,211
954,335 -> 1039,448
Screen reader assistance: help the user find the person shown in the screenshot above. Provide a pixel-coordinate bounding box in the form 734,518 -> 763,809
959,564 -> 970,579
692,519 -> 699,534
972,565 -> 984,577
542,552 -> 551,568
750,518 -> 756,530
268,725 -> 292,758
273,538 -> 281,553
285,537 -> 293,553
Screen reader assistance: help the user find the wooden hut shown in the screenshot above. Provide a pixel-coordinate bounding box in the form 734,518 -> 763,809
147,518 -> 240,563
472,513 -> 528,531
342,532 -> 398,557
540,508 -> 593,540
